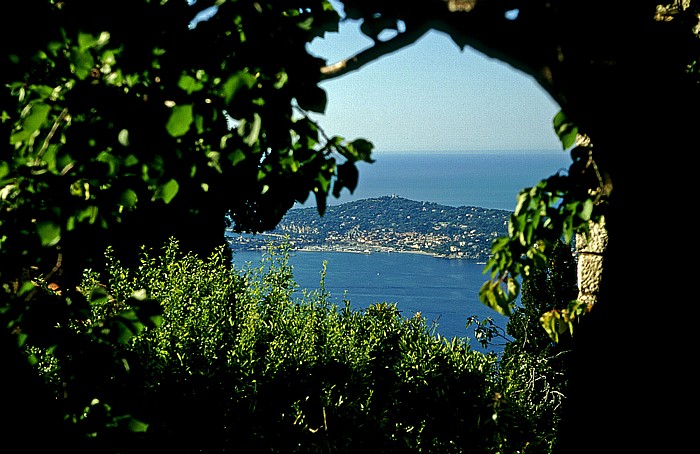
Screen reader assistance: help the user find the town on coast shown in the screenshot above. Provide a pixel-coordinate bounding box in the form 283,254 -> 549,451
227,196 -> 511,262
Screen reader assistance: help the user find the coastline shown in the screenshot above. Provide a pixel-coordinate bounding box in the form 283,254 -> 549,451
232,243 -> 480,261
226,196 -> 509,262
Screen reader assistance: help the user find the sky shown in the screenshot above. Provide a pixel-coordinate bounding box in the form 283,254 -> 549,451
306,11 -> 564,153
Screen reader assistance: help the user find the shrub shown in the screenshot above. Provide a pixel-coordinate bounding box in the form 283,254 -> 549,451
75,239 -> 505,452
26,238 -> 565,452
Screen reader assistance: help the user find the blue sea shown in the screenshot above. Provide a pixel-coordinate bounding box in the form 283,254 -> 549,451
299,150 -> 572,211
230,151 -> 573,353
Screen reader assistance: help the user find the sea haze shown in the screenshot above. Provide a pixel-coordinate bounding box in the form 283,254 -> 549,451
233,151 -> 573,353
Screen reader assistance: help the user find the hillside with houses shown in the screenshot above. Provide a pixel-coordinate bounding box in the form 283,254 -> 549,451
227,196 -> 511,261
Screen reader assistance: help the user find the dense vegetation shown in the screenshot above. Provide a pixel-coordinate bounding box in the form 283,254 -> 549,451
25,238 -> 571,452
3,1 -> 698,451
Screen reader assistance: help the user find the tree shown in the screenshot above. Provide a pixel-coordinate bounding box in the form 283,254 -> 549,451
317,1 -> 699,450
3,0 -> 698,451
1,0 -> 370,448
1,0 -> 374,284
496,239 -> 578,452
505,239 -> 578,357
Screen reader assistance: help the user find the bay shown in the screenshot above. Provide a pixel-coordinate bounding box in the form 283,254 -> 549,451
230,248 -> 510,354
231,151 -> 573,354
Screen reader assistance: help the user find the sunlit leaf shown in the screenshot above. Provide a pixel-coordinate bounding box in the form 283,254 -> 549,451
222,71 -> 256,104
165,104 -> 194,137
118,129 -> 130,146
553,111 -> 578,149
119,189 -> 138,208
479,280 -> 511,316
506,277 -> 520,300
71,48 -> 95,80
166,104 -> 194,137
0,160 -> 10,181
579,198 -> 594,222
227,149 -> 246,166
153,178 -> 179,204
274,71 -> 288,89
238,113 -> 261,146
540,310 -> 561,342
10,103 -> 51,144
77,31 -> 107,50
36,220 -> 61,247
338,138 -> 374,163
128,417 -> 149,433
178,74 -> 204,94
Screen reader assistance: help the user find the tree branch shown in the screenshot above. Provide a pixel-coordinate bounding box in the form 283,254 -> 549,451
320,23 -> 432,80
318,0 -> 564,105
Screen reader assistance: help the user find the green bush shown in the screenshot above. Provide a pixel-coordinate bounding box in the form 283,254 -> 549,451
491,239 -> 576,453
76,239 -> 506,452
25,238 -> 565,452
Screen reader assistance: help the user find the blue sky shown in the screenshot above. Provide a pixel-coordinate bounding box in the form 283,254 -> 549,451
306,15 -> 564,153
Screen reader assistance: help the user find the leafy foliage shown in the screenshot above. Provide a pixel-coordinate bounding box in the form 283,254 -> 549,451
20,239 -> 566,452
479,126 -> 605,326
497,240 -> 577,438
0,2 -> 378,447
5,0 -> 698,450
469,240 -> 576,452
0,0 -> 372,295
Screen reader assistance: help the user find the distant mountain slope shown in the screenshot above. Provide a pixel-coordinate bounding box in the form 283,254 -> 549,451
227,196 -> 511,261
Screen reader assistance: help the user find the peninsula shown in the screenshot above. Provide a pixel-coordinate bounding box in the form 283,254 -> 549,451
226,196 -> 511,261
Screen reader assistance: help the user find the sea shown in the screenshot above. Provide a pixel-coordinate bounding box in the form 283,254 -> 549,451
229,151 -> 573,354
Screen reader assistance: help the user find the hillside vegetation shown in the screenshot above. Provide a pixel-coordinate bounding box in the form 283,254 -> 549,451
22,239 -> 567,452
228,196 -> 510,261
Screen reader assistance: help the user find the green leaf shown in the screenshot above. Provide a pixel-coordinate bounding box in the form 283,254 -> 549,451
238,113 -> 261,147
227,149 -> 246,166
553,111 -> 578,149
479,277 -> 518,316
338,138 -> 374,163
297,16 -> 315,31
36,220 -> 61,247
222,71 -> 256,104
28,85 -> 57,101
119,189 -> 138,208
507,276 -> 520,299
479,281 -> 506,315
127,417 -> 149,433
89,284 -> 110,305
113,309 -> 143,344
153,178 -> 179,204
71,48 -> 95,80
333,162 -> 359,197
0,160 -> 10,181
118,129 -> 130,146
10,103 -> 51,144
166,104 -> 194,137
126,293 -> 163,329
77,32 -> 107,51
274,71 -> 288,89
178,74 -> 204,94
579,198 -> 594,222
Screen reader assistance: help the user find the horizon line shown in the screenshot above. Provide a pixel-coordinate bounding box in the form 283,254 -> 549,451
372,149 -> 568,154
